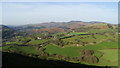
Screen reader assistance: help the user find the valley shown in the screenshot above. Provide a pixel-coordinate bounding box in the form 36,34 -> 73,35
1,21 -> 119,67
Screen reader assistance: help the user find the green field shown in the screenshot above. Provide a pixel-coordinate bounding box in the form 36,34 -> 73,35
27,39 -> 47,45
44,40 -> 118,66
2,45 -> 41,55
44,41 -> 118,56
99,49 -> 118,66
68,32 -> 87,35
3,32 -> 118,66
44,44 -> 82,57
2,20 -> 119,67
2,24 -> 118,66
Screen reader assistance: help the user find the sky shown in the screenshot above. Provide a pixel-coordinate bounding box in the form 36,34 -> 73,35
2,2 -> 118,25
1,0 -> 119,2
0,3 -> 2,25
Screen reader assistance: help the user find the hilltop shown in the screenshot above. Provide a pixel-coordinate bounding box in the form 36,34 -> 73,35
4,21 -> 117,33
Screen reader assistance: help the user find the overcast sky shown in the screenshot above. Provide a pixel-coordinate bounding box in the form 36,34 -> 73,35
2,2 -> 118,25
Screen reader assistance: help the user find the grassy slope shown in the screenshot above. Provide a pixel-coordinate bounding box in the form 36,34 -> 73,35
2,28 -> 118,66
2,45 -> 41,55
45,41 -> 118,55
44,43 -> 81,57
99,49 -> 118,66
44,40 -> 118,66
27,39 -> 47,45
3,52 -> 107,68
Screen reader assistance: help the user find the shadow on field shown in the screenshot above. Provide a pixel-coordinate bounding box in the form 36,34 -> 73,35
2,52 -> 110,68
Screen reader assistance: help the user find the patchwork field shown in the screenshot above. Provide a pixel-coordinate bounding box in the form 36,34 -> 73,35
2,22 -> 119,67
44,40 -> 118,66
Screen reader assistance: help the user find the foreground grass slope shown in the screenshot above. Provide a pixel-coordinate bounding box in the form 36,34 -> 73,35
2,52 -> 108,68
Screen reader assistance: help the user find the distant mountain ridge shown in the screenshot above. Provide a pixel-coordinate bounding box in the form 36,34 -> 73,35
10,21 -> 109,29
2,21 -> 118,34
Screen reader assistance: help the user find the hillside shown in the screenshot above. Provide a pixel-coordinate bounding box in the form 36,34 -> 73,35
13,21 -> 115,30
11,21 -> 117,33
2,21 -> 119,67
2,52 -> 108,68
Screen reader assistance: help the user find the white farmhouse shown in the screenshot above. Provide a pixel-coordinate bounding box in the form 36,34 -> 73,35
37,37 -> 42,40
